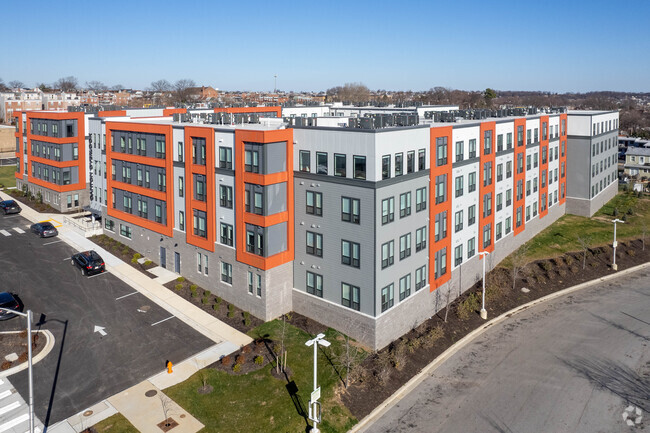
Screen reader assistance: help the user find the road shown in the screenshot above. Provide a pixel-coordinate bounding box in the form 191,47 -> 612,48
0,213 -> 213,426
359,267 -> 650,432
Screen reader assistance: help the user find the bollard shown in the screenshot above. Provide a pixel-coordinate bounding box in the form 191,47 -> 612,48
167,361 -> 173,374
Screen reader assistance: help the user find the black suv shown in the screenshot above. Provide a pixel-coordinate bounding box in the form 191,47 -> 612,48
31,222 -> 58,238
0,200 -> 21,215
0,292 -> 21,320
71,250 -> 105,276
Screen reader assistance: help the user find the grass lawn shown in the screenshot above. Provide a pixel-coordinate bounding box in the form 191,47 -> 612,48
92,413 -> 138,433
512,191 -> 650,263
0,165 -> 16,188
164,319 -> 361,433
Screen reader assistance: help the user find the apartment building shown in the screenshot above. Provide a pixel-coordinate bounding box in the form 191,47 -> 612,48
623,147 -> 650,177
565,110 -> 619,217
16,105 -> 617,349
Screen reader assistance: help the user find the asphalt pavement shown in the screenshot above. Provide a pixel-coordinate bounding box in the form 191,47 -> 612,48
0,213 -> 213,426
358,268 -> 650,433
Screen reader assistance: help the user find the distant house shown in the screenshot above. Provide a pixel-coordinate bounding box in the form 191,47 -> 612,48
187,86 -> 219,101
623,147 -> 650,177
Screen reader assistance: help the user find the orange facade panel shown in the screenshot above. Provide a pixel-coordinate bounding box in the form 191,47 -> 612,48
513,118 -> 527,236
479,122 -> 496,255
559,113 -> 568,205
105,121 -> 174,238
538,116 -> 550,219
429,126 -> 453,291
234,128 -> 294,270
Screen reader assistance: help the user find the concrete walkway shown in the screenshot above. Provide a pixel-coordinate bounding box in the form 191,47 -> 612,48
0,190 -> 251,432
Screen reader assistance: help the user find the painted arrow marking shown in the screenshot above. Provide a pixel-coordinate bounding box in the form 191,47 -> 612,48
94,325 -> 107,336
137,308 -> 146,313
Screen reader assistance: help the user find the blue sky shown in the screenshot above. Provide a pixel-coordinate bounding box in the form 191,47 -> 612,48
2,0 -> 648,92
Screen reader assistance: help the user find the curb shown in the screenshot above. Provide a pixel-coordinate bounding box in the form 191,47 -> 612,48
348,261 -> 650,433
0,330 -> 55,378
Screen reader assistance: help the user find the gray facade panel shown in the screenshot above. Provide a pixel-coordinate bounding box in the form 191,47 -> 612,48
266,222 -> 287,257
264,141 -> 287,174
265,182 -> 287,215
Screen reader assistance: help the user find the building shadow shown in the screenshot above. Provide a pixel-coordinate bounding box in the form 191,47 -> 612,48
558,354 -> 650,413
588,312 -> 649,343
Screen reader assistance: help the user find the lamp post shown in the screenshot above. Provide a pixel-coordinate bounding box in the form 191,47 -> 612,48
305,333 -> 330,433
479,251 -> 490,320
612,218 -> 624,271
0,308 -> 34,433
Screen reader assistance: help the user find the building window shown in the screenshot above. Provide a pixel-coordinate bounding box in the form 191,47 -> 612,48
435,174 -> 447,204
256,274 -> 262,297
381,284 -> 394,312
246,227 -> 265,256
496,193 -> 502,211
178,177 -> 184,197
418,149 -> 426,170
382,155 -> 391,179
415,265 -> 427,291
483,130 -> 492,155
316,152 -> 328,175
496,222 -> 502,240
197,253 -> 202,274
469,139 -> 477,158
455,210 -> 463,232
381,240 -> 394,269
382,197 -> 395,225
299,150 -> 311,172
517,153 -> 524,174
497,134 -> 503,152
455,175 -> 464,197
435,211 -> 447,241
306,191 -> 322,216
193,210 -> 207,238
341,283 -> 360,311
191,138 -> 205,164
395,153 -> 403,176
399,233 -> 411,260
341,240 -> 360,268
334,153 -> 346,177
219,147 -> 232,169
407,151 -> 415,173
468,204 -> 476,226
467,237 -> 476,258
483,161 -> 492,186
400,192 -> 411,218
496,164 -> 503,182
119,224 -> 132,239
221,262 -> 233,284
306,272 -> 323,297
245,149 -> 260,173
434,247 -> 447,279
248,272 -> 254,294
194,175 -> 206,201
220,223 -> 233,246
436,137 -> 448,166
517,126 -> 524,147
483,224 -> 492,249
179,211 -> 185,231
306,231 -> 323,257
455,140 -> 464,162
468,172 -> 476,193
155,139 -> 166,159
178,141 -> 184,162
415,226 -> 427,252
416,187 -> 427,211
455,244 -> 463,266
341,197 -> 360,223
155,203 -> 162,223
105,219 -> 115,232
353,155 -> 366,180
399,274 -> 411,301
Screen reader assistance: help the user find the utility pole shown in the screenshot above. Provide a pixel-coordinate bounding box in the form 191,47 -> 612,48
305,333 -> 330,433
274,74 -> 277,93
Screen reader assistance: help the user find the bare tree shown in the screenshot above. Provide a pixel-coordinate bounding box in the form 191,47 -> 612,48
510,244 -> 530,291
444,272 -> 458,323
577,235 -> 591,270
149,79 -> 172,92
54,76 -> 78,92
110,84 -> 124,91
8,80 -> 24,89
158,393 -> 175,426
85,80 -> 107,92
0,78 -> 6,91
330,332 -> 365,388
173,78 -> 197,104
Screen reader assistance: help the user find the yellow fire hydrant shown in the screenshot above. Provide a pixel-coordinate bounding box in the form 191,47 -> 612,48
167,361 -> 173,374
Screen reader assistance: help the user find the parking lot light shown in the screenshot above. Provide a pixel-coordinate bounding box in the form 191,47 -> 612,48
612,218 -> 624,271
479,251 -> 490,320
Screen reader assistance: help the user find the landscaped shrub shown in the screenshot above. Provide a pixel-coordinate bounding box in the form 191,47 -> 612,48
1,361 -> 11,370
133,253 -> 142,260
613,207 -> 619,216
221,355 -> 231,366
227,304 -> 235,318
175,284 -> 183,291
254,355 -> 264,365
422,325 -> 444,348
215,296 -> 222,305
235,354 -> 246,365
406,337 -> 421,354
243,311 -> 251,327
232,363 -> 241,373
201,296 -> 209,305
242,345 -> 251,354
212,303 -> 219,311
131,257 -> 138,264
190,286 -> 198,298
177,276 -> 185,282
541,261 -> 553,272
204,290 -> 211,297
456,292 -> 481,320
190,284 -> 198,291
143,260 -> 152,266
627,208 -> 633,215
391,341 -> 408,371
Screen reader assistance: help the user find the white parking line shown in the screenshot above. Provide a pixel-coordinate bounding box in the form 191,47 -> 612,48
0,401 -> 20,416
0,230 -> 10,237
43,240 -> 62,246
0,413 -> 28,433
151,316 -> 174,326
62,258 -> 72,261
12,227 -> 24,234
115,292 -> 139,300
0,390 -> 11,401
87,272 -> 109,279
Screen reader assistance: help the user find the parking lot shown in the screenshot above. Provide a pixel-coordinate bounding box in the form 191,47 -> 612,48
0,213 -> 213,426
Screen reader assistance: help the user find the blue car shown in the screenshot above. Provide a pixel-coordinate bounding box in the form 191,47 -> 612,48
31,221 -> 58,238
0,200 -> 21,215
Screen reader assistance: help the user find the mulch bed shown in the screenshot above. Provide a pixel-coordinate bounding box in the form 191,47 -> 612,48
89,235 -> 158,273
6,190 -> 62,214
341,238 -> 650,420
209,337 -> 277,375
162,278 -> 263,334
0,330 -> 47,371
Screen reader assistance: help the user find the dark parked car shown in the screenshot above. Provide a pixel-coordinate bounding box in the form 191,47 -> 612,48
0,200 -> 21,215
0,292 -> 21,320
31,221 -> 58,238
71,250 -> 105,276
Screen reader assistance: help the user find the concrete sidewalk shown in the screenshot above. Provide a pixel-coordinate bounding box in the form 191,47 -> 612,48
0,190 -> 252,432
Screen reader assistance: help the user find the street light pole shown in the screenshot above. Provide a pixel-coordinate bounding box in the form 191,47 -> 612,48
479,251 -> 490,320
305,333 -> 330,433
0,308 -> 34,433
612,218 -> 624,271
